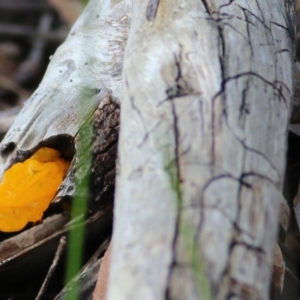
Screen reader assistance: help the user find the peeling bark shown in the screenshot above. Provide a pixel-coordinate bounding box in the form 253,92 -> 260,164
107,1 -> 294,300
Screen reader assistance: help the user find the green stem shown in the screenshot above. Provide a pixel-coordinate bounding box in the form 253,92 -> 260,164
64,118 -> 92,300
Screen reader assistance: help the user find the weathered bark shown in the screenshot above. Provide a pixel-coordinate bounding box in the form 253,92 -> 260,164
107,1 -> 294,300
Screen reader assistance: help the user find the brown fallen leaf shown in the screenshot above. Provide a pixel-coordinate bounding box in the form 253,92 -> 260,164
272,243 -> 285,293
93,242 -> 112,300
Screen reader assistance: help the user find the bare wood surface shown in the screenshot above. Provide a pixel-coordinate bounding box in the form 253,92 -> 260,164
107,1 -> 294,300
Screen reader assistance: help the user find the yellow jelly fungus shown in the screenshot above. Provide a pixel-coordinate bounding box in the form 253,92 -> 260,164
0,147 -> 70,232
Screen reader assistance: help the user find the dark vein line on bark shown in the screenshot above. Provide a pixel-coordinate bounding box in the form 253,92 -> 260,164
156,92 -> 201,108
218,212 -> 267,297
240,171 -> 277,184
237,5 -> 270,31
213,71 -> 288,106
254,0 -> 265,24
211,24 -> 226,169
165,100 -> 181,300
217,13 -> 246,23
219,238 -> 265,297
222,22 -> 248,41
274,79 -> 291,93
125,78 -> 152,146
196,169 -> 277,242
271,21 -> 293,34
219,0 -> 235,10
165,55 -> 183,300
270,16 -> 281,138
200,0 -> 213,16
242,9 -> 254,56
236,132 -> 247,223
275,48 -> 294,57
146,0 -> 160,21
221,112 -> 281,182
197,174 -> 246,239
198,100 -> 205,138
137,120 -> 163,148
239,78 -> 250,126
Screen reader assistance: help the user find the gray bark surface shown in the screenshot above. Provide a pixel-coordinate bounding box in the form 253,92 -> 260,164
107,1 -> 294,300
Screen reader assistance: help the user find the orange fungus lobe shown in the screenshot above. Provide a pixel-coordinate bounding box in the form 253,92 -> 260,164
0,147 -> 70,232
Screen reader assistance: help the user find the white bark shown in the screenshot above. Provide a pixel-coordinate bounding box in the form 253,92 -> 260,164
108,1 -> 294,300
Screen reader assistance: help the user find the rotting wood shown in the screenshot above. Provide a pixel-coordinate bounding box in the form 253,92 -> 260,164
107,1 -> 294,300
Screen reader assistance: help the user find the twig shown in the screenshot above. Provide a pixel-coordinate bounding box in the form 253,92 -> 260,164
0,23 -> 67,42
35,236 -> 67,300
0,0 -> 48,11
0,106 -> 21,139
15,12 -> 53,84
0,75 -> 30,98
